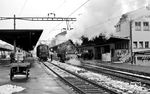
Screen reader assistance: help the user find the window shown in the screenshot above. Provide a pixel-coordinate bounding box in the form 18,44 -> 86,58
145,41 -> 149,48
143,22 -> 149,31
135,22 -> 141,31
139,41 -> 143,48
133,41 -> 137,48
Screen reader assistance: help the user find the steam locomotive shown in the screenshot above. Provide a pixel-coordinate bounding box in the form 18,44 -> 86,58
36,44 -> 49,61
50,40 -> 77,62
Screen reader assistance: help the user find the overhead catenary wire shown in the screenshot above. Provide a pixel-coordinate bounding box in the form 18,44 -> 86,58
50,0 -> 91,31
49,0 -> 148,41
53,0 -> 66,13
18,0 -> 28,16
68,0 -> 90,17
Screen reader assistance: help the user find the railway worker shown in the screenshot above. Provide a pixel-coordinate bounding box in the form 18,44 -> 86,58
49,49 -> 53,61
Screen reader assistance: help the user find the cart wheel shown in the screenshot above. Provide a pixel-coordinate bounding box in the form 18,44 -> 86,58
26,70 -> 29,79
10,68 -> 14,81
10,70 -> 14,81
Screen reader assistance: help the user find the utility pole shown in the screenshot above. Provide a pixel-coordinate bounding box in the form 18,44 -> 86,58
14,15 -> 16,30
14,15 -> 16,53
130,20 -> 133,64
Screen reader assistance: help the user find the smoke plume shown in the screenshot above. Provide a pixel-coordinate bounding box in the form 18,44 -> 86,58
66,0 -> 148,43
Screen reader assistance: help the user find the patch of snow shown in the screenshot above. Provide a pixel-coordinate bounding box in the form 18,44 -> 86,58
66,58 -> 81,66
52,60 -> 150,94
0,84 -> 25,94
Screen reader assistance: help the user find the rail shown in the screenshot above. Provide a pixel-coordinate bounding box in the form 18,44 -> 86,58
41,62 -> 118,94
81,63 -> 150,85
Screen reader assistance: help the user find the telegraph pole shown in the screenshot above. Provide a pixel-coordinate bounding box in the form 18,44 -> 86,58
14,14 -> 16,53
14,15 -> 16,30
130,20 -> 133,64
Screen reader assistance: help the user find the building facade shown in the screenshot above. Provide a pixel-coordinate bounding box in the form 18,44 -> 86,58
115,5 -> 150,65
115,6 -> 150,52
78,36 -> 129,62
78,6 -> 150,65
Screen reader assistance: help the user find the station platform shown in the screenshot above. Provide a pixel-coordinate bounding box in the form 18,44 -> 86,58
80,60 -> 150,76
0,59 -> 75,94
0,59 -> 10,65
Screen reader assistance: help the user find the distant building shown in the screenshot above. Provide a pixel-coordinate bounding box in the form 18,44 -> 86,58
114,5 -> 150,65
115,5 -> 150,52
78,5 -> 150,66
78,35 -> 129,62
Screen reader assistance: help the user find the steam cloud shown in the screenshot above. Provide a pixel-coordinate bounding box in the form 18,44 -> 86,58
66,0 -> 148,42
49,0 -> 149,46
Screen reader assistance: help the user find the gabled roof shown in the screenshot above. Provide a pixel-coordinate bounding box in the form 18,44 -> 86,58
0,29 -> 43,51
126,6 -> 150,19
117,5 -> 150,25
0,46 -> 12,51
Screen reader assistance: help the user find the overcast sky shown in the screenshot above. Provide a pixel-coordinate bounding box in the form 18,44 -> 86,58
0,0 -> 149,44
0,0 -> 86,41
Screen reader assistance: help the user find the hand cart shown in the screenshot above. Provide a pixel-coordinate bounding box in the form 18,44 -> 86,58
10,62 -> 30,81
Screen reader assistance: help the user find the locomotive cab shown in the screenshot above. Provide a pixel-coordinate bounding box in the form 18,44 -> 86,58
36,44 -> 49,61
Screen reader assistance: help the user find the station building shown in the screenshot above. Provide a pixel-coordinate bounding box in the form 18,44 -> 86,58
78,35 -> 129,62
115,5 -> 150,52
114,5 -> 150,65
79,5 -> 150,66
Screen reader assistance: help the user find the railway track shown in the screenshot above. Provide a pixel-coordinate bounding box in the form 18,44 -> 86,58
41,62 -> 118,94
80,63 -> 150,85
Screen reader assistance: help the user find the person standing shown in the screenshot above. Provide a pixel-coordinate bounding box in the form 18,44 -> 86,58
49,49 -> 53,61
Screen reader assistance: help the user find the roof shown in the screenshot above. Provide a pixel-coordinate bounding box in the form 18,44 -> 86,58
79,35 -> 129,48
0,44 -> 12,51
0,29 -> 43,51
118,5 -> 150,24
0,47 -> 12,51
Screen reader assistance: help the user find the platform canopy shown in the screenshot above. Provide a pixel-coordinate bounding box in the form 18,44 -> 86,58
0,29 -> 43,51
0,47 -> 12,51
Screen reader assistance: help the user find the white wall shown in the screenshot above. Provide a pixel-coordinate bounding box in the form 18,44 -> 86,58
132,18 -> 150,52
135,55 -> 150,66
101,44 -> 114,61
114,21 -> 130,38
102,53 -> 111,61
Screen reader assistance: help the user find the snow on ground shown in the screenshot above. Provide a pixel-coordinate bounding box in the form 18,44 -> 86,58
80,71 -> 150,94
65,58 -> 81,66
0,84 -> 25,94
52,60 -> 150,94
